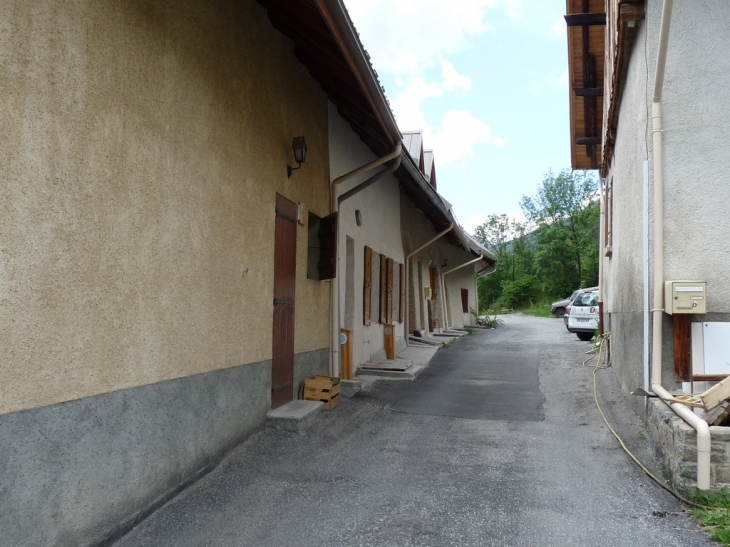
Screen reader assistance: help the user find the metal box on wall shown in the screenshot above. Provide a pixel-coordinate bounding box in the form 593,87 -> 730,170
664,281 -> 707,314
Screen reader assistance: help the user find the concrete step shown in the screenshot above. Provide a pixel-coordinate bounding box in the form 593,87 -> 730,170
266,400 -> 323,434
340,379 -> 363,398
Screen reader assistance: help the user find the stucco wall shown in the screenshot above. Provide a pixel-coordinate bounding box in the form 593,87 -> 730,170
0,0 -> 330,415
328,103 -> 405,368
603,0 -> 730,398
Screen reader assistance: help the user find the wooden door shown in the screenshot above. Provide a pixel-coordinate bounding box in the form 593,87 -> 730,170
272,194 -> 297,409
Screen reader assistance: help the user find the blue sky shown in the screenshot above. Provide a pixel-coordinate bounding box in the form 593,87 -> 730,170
345,0 -> 571,233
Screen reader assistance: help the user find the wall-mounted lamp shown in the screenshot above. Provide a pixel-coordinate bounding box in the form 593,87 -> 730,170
287,136 -> 307,178
355,209 -> 362,226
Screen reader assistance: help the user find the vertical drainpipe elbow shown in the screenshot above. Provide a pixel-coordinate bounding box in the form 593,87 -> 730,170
649,0 -> 710,490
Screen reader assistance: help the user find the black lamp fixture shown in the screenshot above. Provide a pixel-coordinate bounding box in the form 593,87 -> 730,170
287,136 -> 307,178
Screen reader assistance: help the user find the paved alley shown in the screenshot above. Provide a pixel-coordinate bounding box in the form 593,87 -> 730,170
115,315 -> 713,547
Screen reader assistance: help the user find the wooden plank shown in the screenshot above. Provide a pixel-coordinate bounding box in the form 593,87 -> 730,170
700,376 -> 730,411
363,246 -> 372,325
386,258 -> 394,323
573,87 -> 604,97
701,401 -> 730,426
673,314 -> 690,381
691,374 -> 730,382
576,136 -> 602,145
565,13 -> 607,26
340,328 -> 352,380
379,254 -> 387,324
399,263 -> 405,323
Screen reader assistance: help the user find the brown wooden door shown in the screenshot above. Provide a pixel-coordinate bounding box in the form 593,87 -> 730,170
272,194 -> 297,409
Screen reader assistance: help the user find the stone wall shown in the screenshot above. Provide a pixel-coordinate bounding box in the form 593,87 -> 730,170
646,398 -> 730,493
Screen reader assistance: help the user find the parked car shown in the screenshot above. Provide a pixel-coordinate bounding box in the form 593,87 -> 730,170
551,286 -> 598,318
563,288 -> 593,330
567,290 -> 599,341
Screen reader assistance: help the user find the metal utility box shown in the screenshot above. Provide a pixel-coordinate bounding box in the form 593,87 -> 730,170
664,281 -> 707,314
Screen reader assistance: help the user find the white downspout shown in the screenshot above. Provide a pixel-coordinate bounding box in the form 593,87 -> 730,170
442,257 -> 482,329
649,0 -> 710,490
405,225 -> 454,345
329,144 -> 402,376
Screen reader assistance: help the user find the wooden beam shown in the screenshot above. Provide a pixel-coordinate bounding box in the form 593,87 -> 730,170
573,87 -> 603,97
674,314 -> 690,381
576,137 -> 601,145
565,13 -> 607,27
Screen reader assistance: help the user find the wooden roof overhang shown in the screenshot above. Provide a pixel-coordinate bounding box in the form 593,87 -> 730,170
255,0 -> 397,156
601,1 -> 645,176
256,0 -> 464,248
565,0 -> 607,170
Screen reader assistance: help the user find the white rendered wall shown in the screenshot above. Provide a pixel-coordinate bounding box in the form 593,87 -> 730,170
603,0 -> 730,396
328,103 -> 405,368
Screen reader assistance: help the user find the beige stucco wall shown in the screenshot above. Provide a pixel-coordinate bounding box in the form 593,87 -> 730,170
0,0 -> 330,415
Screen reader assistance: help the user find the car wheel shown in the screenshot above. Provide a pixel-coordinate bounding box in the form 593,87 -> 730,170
577,332 -> 594,341
554,308 -> 565,318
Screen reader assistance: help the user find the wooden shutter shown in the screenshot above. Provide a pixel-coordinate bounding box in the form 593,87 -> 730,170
363,246 -> 372,325
386,258 -> 394,323
461,288 -> 469,313
399,263 -> 405,323
317,212 -> 337,280
379,254 -> 387,323
429,266 -> 438,299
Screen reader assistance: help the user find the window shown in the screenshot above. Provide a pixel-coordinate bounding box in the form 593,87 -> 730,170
461,289 -> 469,314
307,211 -> 337,280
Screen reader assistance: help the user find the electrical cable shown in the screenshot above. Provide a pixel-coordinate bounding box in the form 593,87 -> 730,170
586,332 -> 717,511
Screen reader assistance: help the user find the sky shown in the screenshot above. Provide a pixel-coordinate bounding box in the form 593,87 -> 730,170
344,0 -> 572,234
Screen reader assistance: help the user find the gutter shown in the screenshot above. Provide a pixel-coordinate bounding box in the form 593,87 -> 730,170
649,0 -> 710,491
329,145 -> 402,377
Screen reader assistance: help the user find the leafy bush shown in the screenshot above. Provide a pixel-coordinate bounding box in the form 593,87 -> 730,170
500,276 -> 539,309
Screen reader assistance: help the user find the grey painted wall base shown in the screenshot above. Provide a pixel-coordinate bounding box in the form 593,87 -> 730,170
1,347 -> 329,547
293,348 -> 330,398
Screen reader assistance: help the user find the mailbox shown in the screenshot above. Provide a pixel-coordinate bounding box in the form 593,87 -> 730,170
664,281 -> 707,314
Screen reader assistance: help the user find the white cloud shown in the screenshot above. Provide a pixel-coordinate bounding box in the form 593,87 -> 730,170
428,110 -> 492,166
554,67 -> 569,89
346,0 -> 516,170
462,214 -> 487,235
493,136 -> 508,148
550,17 -> 565,35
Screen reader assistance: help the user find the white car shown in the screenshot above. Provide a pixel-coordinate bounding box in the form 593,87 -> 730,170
567,290 -> 599,341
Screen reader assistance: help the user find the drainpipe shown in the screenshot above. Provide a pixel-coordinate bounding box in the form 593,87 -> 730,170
328,145 -> 402,377
598,177 -> 606,336
405,225 -> 454,345
649,0 -> 710,490
442,257 -> 482,329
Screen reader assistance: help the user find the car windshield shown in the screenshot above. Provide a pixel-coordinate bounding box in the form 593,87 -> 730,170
575,292 -> 598,307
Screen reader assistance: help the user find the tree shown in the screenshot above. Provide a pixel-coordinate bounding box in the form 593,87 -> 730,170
520,170 -> 599,297
474,214 -> 535,310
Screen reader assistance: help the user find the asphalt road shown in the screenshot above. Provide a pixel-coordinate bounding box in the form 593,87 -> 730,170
115,315 -> 713,546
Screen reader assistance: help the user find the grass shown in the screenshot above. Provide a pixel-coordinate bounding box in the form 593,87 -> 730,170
689,488 -> 730,545
518,303 -> 553,318
484,303 -> 553,318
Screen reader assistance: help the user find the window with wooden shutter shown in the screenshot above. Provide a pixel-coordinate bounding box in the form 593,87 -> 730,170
379,254 -> 387,323
386,258 -> 394,323
399,263 -> 405,323
306,211 -> 337,280
363,246 -> 372,325
429,266 -> 438,299
461,288 -> 469,314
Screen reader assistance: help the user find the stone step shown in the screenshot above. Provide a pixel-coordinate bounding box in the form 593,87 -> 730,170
266,400 -> 323,434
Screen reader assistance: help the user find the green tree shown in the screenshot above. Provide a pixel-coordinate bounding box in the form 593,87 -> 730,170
520,170 -> 598,297
474,214 -> 535,310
